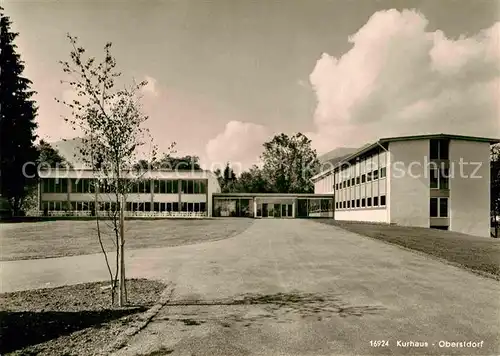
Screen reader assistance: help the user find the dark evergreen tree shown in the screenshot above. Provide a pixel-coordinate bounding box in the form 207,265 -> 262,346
0,7 -> 38,215
37,140 -> 72,168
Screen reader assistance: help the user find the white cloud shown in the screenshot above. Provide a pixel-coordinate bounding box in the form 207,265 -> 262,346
205,121 -> 270,173
141,75 -> 159,97
309,9 -> 500,153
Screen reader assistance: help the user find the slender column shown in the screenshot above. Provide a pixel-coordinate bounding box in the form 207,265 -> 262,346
253,198 -> 257,218
292,200 -> 296,218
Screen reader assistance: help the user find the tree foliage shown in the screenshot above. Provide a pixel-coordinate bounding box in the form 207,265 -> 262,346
212,133 -> 319,194
214,163 -> 238,193
0,7 -> 38,215
56,34 -> 168,305
260,133 -> 319,193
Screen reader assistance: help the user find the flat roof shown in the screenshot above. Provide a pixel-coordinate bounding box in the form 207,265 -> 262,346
37,168 -> 217,179
311,133 -> 500,182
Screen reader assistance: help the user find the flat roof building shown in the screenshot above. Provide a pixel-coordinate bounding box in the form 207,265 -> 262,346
311,134 -> 500,237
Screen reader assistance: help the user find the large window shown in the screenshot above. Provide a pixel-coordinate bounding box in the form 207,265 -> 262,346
430,139 -> 449,160
71,179 -> 95,193
42,178 -> 68,193
430,197 -> 448,217
179,180 -> 207,194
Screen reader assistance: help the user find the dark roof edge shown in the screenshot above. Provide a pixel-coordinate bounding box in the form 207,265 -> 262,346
311,133 -> 500,182
379,133 -> 500,144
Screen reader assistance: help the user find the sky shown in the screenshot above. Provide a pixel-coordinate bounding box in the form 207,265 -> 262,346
3,0 -> 500,172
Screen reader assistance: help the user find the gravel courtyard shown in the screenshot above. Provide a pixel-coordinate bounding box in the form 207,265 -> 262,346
1,218 -> 499,355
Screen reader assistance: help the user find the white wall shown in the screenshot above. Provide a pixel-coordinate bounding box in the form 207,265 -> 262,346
449,140 -> 491,237
207,173 -> 221,217
388,140 -> 429,227
335,208 -> 388,222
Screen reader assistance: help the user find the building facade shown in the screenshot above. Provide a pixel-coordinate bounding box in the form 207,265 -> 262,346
37,169 -> 220,218
311,134 -> 499,237
37,170 -> 334,219
213,193 -> 334,218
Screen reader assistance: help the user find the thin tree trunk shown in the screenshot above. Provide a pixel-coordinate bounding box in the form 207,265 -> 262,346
118,194 -> 126,306
95,180 -> 115,304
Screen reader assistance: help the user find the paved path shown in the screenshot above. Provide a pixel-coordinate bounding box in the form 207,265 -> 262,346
2,219 -> 499,355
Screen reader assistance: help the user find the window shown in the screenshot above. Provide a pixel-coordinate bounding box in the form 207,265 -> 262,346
367,172 -> 372,182
380,167 -> 386,178
166,202 -> 172,211
430,198 -> 438,217
198,180 -> 207,194
380,195 -> 386,206
159,180 -> 166,194
347,201 -> 350,208
343,181 -> 346,188
356,199 -> 360,208
144,202 -> 151,211
356,177 -> 360,185
144,180 -> 151,193
374,196 -> 379,206
430,139 -> 449,160
430,168 -> 439,189
430,167 -> 449,189
200,202 -> 206,212
154,202 -> 160,212
361,174 -> 366,183
181,180 -> 187,193
440,168 -> 449,189
367,197 -> 372,207
126,202 -> 132,211
343,201 -> 346,209
347,180 -> 350,187
351,199 -> 355,208
153,180 -> 160,193
430,140 -> 439,160
361,198 -> 366,207
172,202 -> 179,211
372,170 -> 379,180
351,178 -> 355,186
335,183 -> 339,190
439,198 -> 448,217
187,180 -> 194,194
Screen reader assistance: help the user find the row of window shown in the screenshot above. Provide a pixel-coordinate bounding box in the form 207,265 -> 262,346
430,197 -> 448,218
335,195 -> 386,210
42,178 -> 207,195
335,167 -> 386,190
41,201 -> 207,212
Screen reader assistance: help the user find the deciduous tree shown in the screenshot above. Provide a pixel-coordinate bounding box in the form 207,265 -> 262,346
57,34 -> 169,305
261,133 -> 319,193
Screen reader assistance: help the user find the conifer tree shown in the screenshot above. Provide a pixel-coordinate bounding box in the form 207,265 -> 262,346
0,7 -> 38,215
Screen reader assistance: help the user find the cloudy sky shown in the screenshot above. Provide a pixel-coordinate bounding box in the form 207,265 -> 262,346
4,0 -> 499,171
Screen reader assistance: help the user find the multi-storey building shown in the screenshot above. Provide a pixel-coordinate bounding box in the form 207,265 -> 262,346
37,169 -> 220,217
311,134 -> 499,237
36,168 -> 335,219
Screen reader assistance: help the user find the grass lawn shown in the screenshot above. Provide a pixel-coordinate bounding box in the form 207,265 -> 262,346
0,218 -> 254,261
0,278 -> 165,356
315,220 -> 500,278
